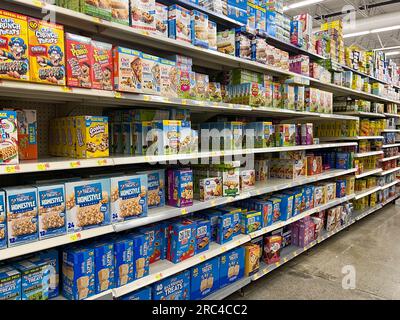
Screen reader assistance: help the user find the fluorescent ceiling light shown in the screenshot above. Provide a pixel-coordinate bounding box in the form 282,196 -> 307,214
343,30 -> 370,38
371,25 -> 400,33
284,0 -> 324,11
386,51 -> 400,56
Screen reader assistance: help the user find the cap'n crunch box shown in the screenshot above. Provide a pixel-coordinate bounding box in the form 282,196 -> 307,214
91,40 -> 113,91
65,33 -> 93,88
0,10 -> 29,81
27,17 -> 65,85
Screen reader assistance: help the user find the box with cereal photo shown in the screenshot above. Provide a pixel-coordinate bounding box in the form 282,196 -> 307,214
142,53 -> 160,95
27,17 -> 65,85
0,191 -> 6,250
91,40 -> 113,91
137,169 -> 165,208
82,0 -> 112,20
0,10 -> 29,81
113,46 -> 143,93
111,0 -> 130,25
131,0 -> 156,32
168,5 -> 191,43
0,110 -> 19,165
155,3 -> 168,37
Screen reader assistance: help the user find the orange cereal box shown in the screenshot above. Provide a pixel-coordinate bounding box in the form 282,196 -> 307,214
0,10 -> 29,81
27,17 -> 65,85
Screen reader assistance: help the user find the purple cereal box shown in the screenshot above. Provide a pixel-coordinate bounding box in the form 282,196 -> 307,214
301,123 -> 313,145
167,168 -> 193,207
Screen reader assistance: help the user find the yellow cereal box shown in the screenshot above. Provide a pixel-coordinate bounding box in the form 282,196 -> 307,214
75,116 -> 109,158
0,10 -> 29,81
27,17 -> 66,85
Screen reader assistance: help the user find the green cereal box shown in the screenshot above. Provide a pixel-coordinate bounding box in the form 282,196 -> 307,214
83,0 -> 112,20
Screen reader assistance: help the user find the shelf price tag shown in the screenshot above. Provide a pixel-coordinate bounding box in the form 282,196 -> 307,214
92,17 -> 101,23
5,165 -> 18,174
97,159 -> 108,166
61,86 -> 72,93
199,255 -> 206,262
32,0 -> 44,8
155,273 -> 163,280
114,92 -> 122,99
275,262 -> 280,267
143,95 -> 151,102
181,208 -> 187,215
221,246 -> 227,252
181,99 -> 187,105
37,163 -> 49,171
69,233 -> 81,242
210,200 -> 217,207
70,161 -> 81,168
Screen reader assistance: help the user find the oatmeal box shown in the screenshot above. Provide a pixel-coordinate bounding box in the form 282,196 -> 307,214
37,184 -> 66,240
0,191 -> 6,249
91,40 -> 113,91
131,0 -> 156,32
113,46 -> 143,93
0,110 -> 19,165
65,178 -> 110,233
65,33 -> 93,88
0,9 -> 29,81
28,18 -> 65,85
137,169 -> 165,208
4,186 -> 38,247
168,5 -> 191,43
110,174 -> 148,223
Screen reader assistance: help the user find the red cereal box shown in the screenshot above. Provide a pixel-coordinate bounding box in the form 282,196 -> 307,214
65,33 -> 93,88
91,40 -> 113,91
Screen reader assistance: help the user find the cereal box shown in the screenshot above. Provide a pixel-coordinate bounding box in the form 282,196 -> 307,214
208,21 -> 217,50
167,220 -> 196,263
131,0 -> 156,32
14,109 -> 37,160
191,10 -> 209,48
88,241 -> 114,294
159,58 -> 178,98
137,169 -> 165,208
65,33 -> 92,88
120,286 -> 151,300
195,73 -> 209,100
129,232 -> 150,280
27,18 -> 65,85
167,168 -> 193,207
241,210 -> 262,234
37,184 -> 66,240
199,177 -> 222,201
0,10 -> 29,81
216,212 -> 234,244
110,174 -> 148,223
219,247 -> 244,288
263,235 -> 282,264
13,260 -> 50,300
111,0 -> 130,25
217,29 -> 235,55
113,237 -> 133,287
82,0 -> 112,20
240,169 -> 255,191
273,194 -> 294,221
0,266 -> 21,300
222,162 -> 240,197
113,46 -> 143,93
244,243 -> 260,276
4,186 -> 38,247
153,120 -> 180,155
253,200 -> 273,227
91,40 -> 113,91
74,115 -> 109,158
0,191 -> 6,249
177,69 -> 195,99
266,197 -> 281,223
179,120 -> 192,154
190,257 -> 219,299
168,5 -> 191,43
138,224 -> 165,263
65,179 -> 110,233
142,53 -> 160,95
155,3 -> 168,37
152,270 -> 190,300
0,110 -> 19,165
62,247 -> 94,300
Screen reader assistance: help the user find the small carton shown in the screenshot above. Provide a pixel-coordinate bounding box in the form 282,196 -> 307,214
219,247 -> 244,288
263,235 -> 282,265
273,194 -> 294,221
155,3 -> 168,37
168,5 -> 191,43
177,69 -> 196,99
15,109 -> 37,160
216,212 -> 234,244
314,185 -> 325,206
0,110 -> 19,165
113,237 -> 133,287
62,247 -> 94,300
152,270 -> 190,300
120,286 -> 151,300
192,218 -> 211,254
179,120 -> 192,154
222,162 -> 240,197
199,177 -> 222,201
167,220 -> 196,263
208,21 -> 217,50
266,197 -> 281,223
153,120 -> 181,155
336,179 -> 347,198
4,186 -> 38,247
201,209 -> 221,242
137,169 -> 165,208
240,210 -> 262,234
64,178 -> 110,233
113,46 -> 143,93
325,182 -> 336,202
217,29 -> 235,55
303,185 -> 314,210
89,241 -> 114,294
111,0 -> 130,25
142,53 -> 160,95
130,0 -> 156,32
191,10 -> 209,48
28,17 -> 65,85
129,232 -> 150,280
167,168 -> 193,208
195,73 -> 209,100
82,0 -> 112,20
244,243 -> 260,276
139,224 -> 165,263
65,33 -> 93,88
159,58 -> 178,98
0,191 -> 6,249
91,40 -> 113,91
0,266 -> 21,300
0,9 -> 29,81
37,184 -> 66,240
217,206 -> 242,236
190,257 -> 219,299
240,169 -> 255,191
110,174 -> 148,223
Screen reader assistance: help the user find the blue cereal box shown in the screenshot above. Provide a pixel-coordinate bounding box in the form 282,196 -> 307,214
273,194 -> 294,220
227,0 -> 247,10
0,191 -> 6,249
283,189 -> 303,216
240,210 -> 262,234
62,247 -> 94,300
13,260 -> 50,300
254,200 -> 273,227
227,5 -> 247,25
28,249 -> 59,298
138,224 -> 165,263
201,209 -> 221,242
191,10 -> 209,48
217,206 -> 242,236
303,185 -> 314,210
217,213 -> 234,244
266,198 -> 281,223
186,218 -> 210,254
336,153 -> 350,169
120,286 -> 151,300
89,241 -> 114,294
113,237 -> 133,287
152,270 -> 190,300
65,179 -> 110,233
190,257 -> 219,299
4,186 -> 38,247
110,174 -> 148,223
336,179 -> 347,198
137,169 -> 165,208
0,266 -> 21,300
167,220 -> 196,263
219,247 -> 244,288
129,232 -> 149,280
37,184 -> 66,240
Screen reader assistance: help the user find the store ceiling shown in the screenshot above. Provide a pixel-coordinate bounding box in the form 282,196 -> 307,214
285,0 -> 400,60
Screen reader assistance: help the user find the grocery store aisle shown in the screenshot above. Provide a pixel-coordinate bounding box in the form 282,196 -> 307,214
228,203 -> 400,300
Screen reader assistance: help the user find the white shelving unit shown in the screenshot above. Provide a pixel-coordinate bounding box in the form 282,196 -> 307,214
380,155 -> 400,162
354,186 -> 381,200
319,136 -> 384,141
354,151 -> 383,158
377,167 -> 400,176
355,168 -> 383,179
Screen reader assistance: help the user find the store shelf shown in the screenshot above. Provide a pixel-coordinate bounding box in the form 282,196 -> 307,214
319,136 -> 384,141
382,129 -> 400,133
335,111 -> 386,118
202,277 -> 251,300
354,186 -> 381,200
0,225 -> 114,261
355,168 -> 383,179
0,143 -> 357,176
354,151 -> 384,158
380,155 -> 400,162
376,167 -> 400,176
381,180 -> 399,190
382,143 -> 400,148
384,113 -> 400,118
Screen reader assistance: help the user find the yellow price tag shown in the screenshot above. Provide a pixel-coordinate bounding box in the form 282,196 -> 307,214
181,99 -> 187,105
283,257 -> 288,263
155,273 -> 163,280
61,86 -> 72,93
37,163 -> 49,171
114,92 -> 122,99
5,165 -> 16,173
221,246 -> 227,252
97,159 -> 107,166
163,97 -> 170,103
143,95 -> 151,102
181,208 -> 187,215
69,233 -> 81,241
275,262 -> 280,267
210,200 -> 216,207
32,0 -> 43,8
92,17 -> 101,23
199,255 -> 206,262
228,104 -> 234,109
70,161 -> 80,168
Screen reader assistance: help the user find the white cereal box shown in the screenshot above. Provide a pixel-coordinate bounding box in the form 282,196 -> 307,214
155,3 -> 168,37
113,46 -> 143,93
168,5 -> 191,43
159,58 -> 178,98
130,0 -> 156,32
141,53 -> 160,95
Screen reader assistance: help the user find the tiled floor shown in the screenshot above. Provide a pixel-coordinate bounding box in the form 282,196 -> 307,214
228,203 -> 400,300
